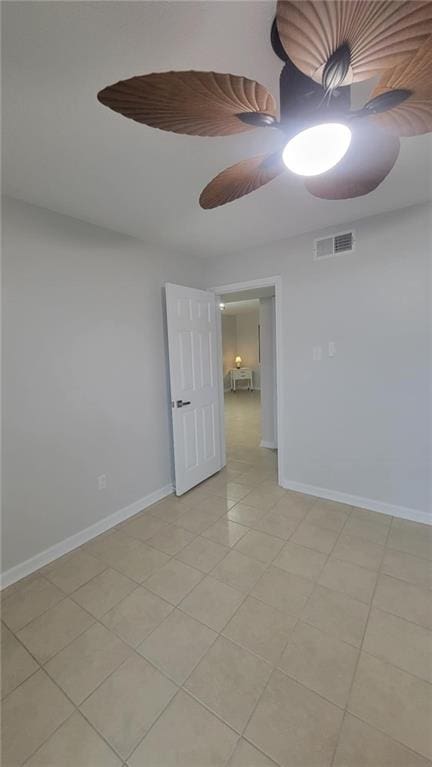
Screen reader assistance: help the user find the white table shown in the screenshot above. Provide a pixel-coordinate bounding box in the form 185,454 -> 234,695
230,367 -> 253,391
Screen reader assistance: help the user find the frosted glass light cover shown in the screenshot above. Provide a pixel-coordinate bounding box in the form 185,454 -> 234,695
282,123 -> 352,176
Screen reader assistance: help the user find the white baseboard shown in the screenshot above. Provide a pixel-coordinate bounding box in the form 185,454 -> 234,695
0,483 -> 174,590
260,440 -> 277,449
281,478 -> 431,526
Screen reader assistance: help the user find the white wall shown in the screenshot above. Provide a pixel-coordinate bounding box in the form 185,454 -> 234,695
221,314 -> 237,389
235,310 -> 260,389
221,308 -> 260,390
2,197 -> 206,575
208,203 -> 432,520
259,297 -> 277,448
2,199 -> 431,583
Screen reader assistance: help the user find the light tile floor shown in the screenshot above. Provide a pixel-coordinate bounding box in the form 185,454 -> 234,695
2,391 -> 432,766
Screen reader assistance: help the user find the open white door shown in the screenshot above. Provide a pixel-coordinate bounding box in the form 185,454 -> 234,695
165,283 -> 222,495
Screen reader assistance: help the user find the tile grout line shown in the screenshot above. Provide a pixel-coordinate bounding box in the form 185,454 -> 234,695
4,461 -> 430,766
10,640 -> 125,766
75,653 -> 181,764
3,598 -> 140,763
6,508 -> 428,766
0,466 -> 304,607
20,708 -> 79,767
124,496 -> 303,763
2,583 -> 71,633
336,709 -> 432,765
328,512 -> 393,767
159,500 -> 423,761
5,492 -> 318,697
173,498 -> 314,637
5,492 -> 259,693
3,577 -> 169,699
230,506 -> 355,766
179,504 -> 351,764
25,515 -> 257,763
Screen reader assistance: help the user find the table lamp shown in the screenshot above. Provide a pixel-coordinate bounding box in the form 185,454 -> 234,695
235,356 -> 242,369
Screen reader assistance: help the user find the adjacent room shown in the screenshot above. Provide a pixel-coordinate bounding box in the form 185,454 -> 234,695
220,287 -> 278,480
2,2 -> 431,767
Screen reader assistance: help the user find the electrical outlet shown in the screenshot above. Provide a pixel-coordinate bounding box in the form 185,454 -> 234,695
312,346 -> 322,361
328,341 -> 336,357
98,474 -> 107,490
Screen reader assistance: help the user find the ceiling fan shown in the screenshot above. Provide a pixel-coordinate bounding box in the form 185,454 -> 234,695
98,1 -> 432,209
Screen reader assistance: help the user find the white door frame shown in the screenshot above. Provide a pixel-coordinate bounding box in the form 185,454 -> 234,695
210,276 -> 284,486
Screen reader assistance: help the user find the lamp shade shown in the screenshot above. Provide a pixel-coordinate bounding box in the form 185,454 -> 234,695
235,356 -> 242,368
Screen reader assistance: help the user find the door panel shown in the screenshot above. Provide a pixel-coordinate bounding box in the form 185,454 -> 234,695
179,331 -> 194,391
202,403 -> 216,461
198,331 -> 213,389
166,283 -> 222,495
183,410 -> 198,470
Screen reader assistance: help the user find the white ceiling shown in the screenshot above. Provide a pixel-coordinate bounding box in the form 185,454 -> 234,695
222,299 -> 260,316
220,286 -> 275,303
2,1 -> 431,258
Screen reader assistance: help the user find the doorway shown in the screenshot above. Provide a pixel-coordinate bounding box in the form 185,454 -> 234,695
212,277 -> 284,487
164,277 -> 283,496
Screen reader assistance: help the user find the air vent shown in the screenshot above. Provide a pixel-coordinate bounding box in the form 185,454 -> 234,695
334,231 -> 353,253
314,230 -> 355,260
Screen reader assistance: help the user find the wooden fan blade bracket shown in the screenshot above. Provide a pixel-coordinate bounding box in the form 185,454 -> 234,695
322,44 -> 352,91
358,89 -> 413,117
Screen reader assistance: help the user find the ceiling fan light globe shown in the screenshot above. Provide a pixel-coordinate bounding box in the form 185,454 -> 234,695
282,123 -> 352,176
